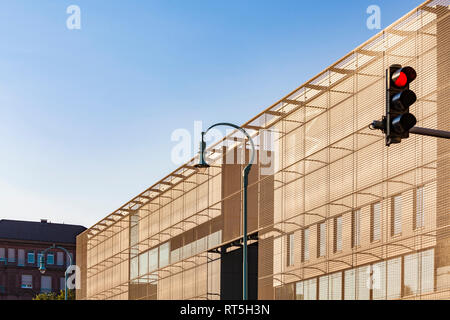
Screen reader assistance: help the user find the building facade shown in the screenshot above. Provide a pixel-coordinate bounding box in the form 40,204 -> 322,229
0,219 -> 86,300
77,0 -> 450,300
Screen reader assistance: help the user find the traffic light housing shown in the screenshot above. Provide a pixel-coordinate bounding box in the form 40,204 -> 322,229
385,64 -> 417,146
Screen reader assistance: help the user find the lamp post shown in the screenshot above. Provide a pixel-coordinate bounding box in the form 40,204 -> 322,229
38,244 -> 73,300
194,122 -> 255,300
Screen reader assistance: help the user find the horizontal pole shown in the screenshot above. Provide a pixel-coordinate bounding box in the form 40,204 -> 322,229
409,127 -> 450,139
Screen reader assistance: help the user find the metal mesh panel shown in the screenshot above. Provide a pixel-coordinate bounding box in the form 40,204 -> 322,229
77,0 -> 450,300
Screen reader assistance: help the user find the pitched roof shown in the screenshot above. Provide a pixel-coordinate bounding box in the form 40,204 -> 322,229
0,219 -> 86,244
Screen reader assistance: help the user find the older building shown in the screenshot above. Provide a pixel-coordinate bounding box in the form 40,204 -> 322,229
0,219 -> 86,300
76,0 -> 450,300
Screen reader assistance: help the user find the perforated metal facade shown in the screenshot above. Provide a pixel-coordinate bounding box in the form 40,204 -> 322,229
77,0 -> 450,300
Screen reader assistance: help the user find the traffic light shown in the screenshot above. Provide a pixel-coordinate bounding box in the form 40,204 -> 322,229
384,64 -> 418,146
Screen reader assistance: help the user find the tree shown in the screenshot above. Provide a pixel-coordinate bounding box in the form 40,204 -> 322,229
33,290 -> 75,300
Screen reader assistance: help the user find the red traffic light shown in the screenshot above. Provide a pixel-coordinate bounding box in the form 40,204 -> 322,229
391,66 -> 417,88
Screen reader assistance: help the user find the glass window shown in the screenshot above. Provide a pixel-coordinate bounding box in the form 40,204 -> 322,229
130,256 -> 139,280
56,252 -> 64,266
319,275 -> 329,300
60,277 -> 66,290
159,242 -> 170,268
37,252 -> 44,266
387,257 -> 402,299
170,248 -> 180,264
372,261 -> 387,300
404,249 -> 435,297
352,210 -> 360,248
130,214 -> 139,247
371,202 -> 381,242
303,228 -> 309,262
47,252 -> 54,265
139,251 -> 148,277
287,233 -> 294,266
330,272 -> 342,300
415,187 -> 424,229
0,248 -> 4,259
334,216 -> 342,252
40,276 -> 52,293
391,195 -> 402,236
344,269 -> 356,300
66,252 -> 73,267
27,251 -> 35,264
318,222 -> 326,257
8,248 -> 15,263
404,252 -> 419,296
357,265 -> 370,300
296,278 -> 317,300
421,249 -> 434,294
148,247 -> 158,272
21,275 -> 33,289
18,249 -> 25,266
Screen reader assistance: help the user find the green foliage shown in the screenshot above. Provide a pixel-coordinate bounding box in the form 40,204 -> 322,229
33,290 -> 75,300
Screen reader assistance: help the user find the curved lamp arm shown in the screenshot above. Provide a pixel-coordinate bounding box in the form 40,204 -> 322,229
196,122 -> 256,171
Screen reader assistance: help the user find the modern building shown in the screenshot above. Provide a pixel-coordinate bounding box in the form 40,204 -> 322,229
76,0 -> 450,300
0,219 -> 86,300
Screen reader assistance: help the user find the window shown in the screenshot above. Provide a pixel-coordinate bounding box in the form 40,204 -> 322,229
21,275 -> 33,289
330,272 -> 342,300
0,248 -> 5,264
391,195 -> 402,236
344,269 -> 356,300
8,248 -> 15,263
414,187 -> 424,229
159,242 -> 170,268
27,251 -> 35,264
37,252 -> 44,266
296,278 -> 317,300
357,265 -> 371,300
130,214 -> 139,247
148,247 -> 158,272
56,252 -> 64,266
352,210 -> 361,248
60,277 -> 66,291
47,252 -> 54,265
139,251 -> 149,277
130,256 -> 138,280
302,228 -> 310,262
66,252 -> 73,266
334,216 -> 342,252
319,275 -> 329,300
287,233 -> 294,266
318,222 -> 326,257
40,276 -> 52,293
387,257 -> 402,299
372,261 -> 387,300
404,249 -> 434,296
371,202 -> 381,242
18,249 -> 25,266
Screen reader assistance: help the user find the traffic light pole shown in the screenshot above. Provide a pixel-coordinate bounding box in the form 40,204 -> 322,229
409,127 -> 450,139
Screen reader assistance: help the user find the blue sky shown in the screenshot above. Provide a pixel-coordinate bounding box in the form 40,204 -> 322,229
0,0 -> 424,227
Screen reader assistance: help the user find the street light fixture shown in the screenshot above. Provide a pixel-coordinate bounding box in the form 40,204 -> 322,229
38,244 -> 73,300
195,122 -> 255,300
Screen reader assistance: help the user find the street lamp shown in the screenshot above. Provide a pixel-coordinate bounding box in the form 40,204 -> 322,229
38,244 -> 73,300
194,122 -> 255,300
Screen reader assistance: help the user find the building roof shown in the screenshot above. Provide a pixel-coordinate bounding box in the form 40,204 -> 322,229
0,219 -> 86,244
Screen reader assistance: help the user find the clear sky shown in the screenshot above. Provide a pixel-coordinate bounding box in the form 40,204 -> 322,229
0,0 -> 425,227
